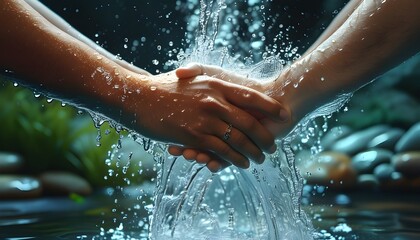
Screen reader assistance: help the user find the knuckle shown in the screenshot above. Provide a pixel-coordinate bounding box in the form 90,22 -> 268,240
242,117 -> 257,129
235,133 -> 249,147
217,144 -> 231,157
203,99 -> 227,113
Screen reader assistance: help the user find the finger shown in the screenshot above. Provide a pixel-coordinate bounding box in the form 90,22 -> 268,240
196,152 -> 211,164
218,122 -> 266,164
181,65 -> 290,122
176,63 -> 227,80
169,145 -> 229,169
183,149 -> 200,161
198,135 -> 250,169
183,149 -> 231,171
197,64 -> 225,78
176,63 -> 203,79
209,102 -> 276,154
207,159 -> 231,173
197,151 -> 231,173
223,83 -> 290,123
168,145 -> 184,156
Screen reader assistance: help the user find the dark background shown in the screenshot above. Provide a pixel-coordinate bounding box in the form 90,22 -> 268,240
39,0 -> 350,73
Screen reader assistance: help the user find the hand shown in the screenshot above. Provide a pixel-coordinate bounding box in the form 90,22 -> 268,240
167,63 -> 293,172
176,63 -> 292,135
120,70 -> 287,169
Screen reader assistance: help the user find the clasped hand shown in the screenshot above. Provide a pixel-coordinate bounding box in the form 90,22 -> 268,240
122,70 -> 287,171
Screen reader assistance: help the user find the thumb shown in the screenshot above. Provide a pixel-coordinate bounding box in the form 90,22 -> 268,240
176,63 -> 203,79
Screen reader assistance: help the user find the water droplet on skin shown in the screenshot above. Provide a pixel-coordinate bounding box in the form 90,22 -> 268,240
320,77 -> 325,81
299,76 -> 304,82
150,86 -> 157,91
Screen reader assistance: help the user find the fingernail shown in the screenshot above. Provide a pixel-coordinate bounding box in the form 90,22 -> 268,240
257,154 -> 265,164
269,144 -> 277,153
279,109 -> 289,122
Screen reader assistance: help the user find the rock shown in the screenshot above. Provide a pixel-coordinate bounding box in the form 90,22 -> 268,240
357,174 -> 380,190
0,175 -> 42,199
351,149 -> 393,174
373,163 -> 394,182
330,125 -> 390,155
381,172 -> 410,191
367,128 -> 405,150
395,123 -> 420,152
300,151 -> 357,189
0,152 -> 24,174
392,152 -> 420,179
39,172 -> 92,196
334,194 -> 351,206
320,125 -> 353,150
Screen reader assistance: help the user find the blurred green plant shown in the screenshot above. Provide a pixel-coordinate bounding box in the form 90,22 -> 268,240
0,79 -> 147,187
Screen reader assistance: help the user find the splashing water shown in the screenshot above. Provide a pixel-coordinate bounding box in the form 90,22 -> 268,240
148,1 -> 352,239
0,0 -> 355,239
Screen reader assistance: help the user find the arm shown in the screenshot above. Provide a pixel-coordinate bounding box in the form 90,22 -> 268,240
0,0 -> 287,169
170,0 -> 420,170
302,0 -> 362,57
278,0 -> 420,124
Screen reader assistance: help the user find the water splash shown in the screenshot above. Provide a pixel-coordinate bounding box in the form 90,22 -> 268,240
147,0 -> 354,239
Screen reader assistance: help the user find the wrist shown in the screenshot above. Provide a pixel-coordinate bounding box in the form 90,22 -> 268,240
83,64 -> 150,129
268,56 -> 331,125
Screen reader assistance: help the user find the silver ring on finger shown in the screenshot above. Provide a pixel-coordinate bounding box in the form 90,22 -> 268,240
223,123 -> 233,141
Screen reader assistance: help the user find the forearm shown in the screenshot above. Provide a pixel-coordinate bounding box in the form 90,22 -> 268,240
278,0 -> 420,122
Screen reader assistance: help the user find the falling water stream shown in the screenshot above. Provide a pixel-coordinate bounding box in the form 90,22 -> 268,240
138,1 -> 352,239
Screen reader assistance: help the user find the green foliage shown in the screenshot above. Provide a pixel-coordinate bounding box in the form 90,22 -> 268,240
0,80 -> 148,187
